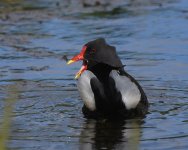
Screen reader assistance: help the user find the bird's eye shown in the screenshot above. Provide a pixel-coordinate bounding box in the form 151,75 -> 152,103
90,49 -> 96,54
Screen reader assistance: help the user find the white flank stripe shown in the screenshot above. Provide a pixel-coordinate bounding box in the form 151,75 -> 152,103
110,70 -> 141,109
77,70 -> 96,111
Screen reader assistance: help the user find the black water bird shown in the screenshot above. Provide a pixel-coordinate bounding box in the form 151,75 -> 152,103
67,38 -> 148,119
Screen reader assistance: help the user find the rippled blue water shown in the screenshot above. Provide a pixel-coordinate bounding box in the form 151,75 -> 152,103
0,0 -> 188,149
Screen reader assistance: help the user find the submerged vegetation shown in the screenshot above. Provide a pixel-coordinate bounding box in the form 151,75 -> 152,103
0,84 -> 20,150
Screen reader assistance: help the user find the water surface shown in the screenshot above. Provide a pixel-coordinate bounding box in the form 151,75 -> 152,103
0,0 -> 188,149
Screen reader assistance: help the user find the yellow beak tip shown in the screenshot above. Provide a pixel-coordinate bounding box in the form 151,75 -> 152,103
67,60 -> 74,65
75,71 -> 82,79
75,74 -> 80,79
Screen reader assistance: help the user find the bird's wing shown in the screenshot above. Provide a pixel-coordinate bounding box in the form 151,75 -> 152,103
109,70 -> 141,110
77,70 -> 105,111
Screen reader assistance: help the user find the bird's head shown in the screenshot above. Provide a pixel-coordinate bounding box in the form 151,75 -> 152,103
67,38 -> 123,79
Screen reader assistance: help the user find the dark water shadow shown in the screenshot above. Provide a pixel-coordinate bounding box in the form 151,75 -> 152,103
79,119 -> 143,150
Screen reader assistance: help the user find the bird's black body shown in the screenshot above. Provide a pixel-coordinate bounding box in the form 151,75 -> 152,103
80,64 -> 148,119
71,38 -> 149,119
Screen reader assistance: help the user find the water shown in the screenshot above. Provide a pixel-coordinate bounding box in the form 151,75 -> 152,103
0,0 -> 188,149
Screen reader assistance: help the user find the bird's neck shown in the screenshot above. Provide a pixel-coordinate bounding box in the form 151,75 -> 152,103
88,63 -> 114,83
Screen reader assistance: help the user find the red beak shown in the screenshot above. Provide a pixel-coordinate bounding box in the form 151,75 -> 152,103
67,46 -> 87,79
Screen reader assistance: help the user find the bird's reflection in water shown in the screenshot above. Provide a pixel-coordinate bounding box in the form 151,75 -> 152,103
79,118 -> 143,150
